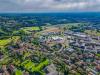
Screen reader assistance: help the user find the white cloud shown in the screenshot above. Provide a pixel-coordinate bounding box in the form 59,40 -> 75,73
0,0 -> 100,12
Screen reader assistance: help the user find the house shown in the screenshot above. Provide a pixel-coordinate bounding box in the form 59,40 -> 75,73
0,52 -> 3,59
44,64 -> 58,75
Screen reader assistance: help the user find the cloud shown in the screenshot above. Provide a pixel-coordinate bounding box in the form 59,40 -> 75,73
0,0 -> 100,12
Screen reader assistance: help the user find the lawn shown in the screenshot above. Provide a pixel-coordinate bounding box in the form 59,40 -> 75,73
0,36 -> 20,47
17,26 -> 40,34
35,59 -> 49,71
96,54 -> 100,57
21,27 -> 40,31
15,59 -> 49,75
15,69 -> 23,75
0,39 -> 11,47
85,30 -> 100,36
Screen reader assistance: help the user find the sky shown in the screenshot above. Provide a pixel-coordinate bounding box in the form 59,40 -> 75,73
0,0 -> 100,12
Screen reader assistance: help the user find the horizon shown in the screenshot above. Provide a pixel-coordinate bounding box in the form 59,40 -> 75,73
0,11 -> 100,14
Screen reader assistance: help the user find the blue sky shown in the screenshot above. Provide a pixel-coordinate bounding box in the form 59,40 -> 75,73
0,0 -> 100,12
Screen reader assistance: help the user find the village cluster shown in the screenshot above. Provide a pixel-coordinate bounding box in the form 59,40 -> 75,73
38,27 -> 100,75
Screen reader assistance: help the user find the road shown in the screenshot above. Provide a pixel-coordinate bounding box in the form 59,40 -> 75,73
51,46 -> 64,55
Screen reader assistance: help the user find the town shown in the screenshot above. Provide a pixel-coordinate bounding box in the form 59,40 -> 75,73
0,14 -> 100,75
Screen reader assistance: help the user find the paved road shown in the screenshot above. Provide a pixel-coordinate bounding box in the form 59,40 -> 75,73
51,46 -> 63,55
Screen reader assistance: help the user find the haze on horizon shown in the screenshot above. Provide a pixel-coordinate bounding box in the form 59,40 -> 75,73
0,0 -> 100,13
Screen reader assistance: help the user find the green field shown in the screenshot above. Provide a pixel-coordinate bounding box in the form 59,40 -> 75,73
0,36 -> 20,48
85,30 -> 100,36
21,27 -> 40,31
0,39 -> 11,46
21,59 -> 49,72
13,26 -> 40,35
15,70 -> 23,75
96,54 -> 100,57
13,59 -> 49,75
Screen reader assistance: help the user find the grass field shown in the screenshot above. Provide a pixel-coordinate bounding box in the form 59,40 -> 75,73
13,59 -> 49,75
0,36 -> 20,47
15,69 -> 23,75
0,39 -> 11,47
17,26 -> 40,34
21,27 -> 40,31
96,54 -> 100,57
85,30 -> 100,36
